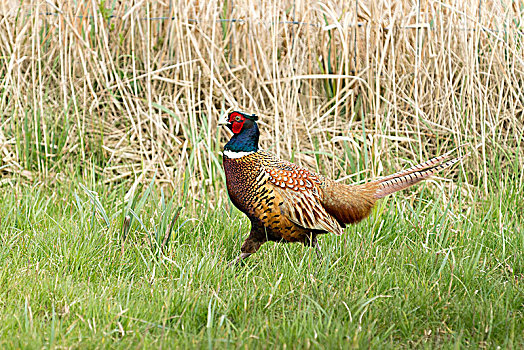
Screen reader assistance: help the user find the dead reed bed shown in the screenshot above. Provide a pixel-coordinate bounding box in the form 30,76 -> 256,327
0,1 -> 522,204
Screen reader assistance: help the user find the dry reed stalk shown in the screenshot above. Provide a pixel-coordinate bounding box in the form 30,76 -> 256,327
0,0 -> 522,205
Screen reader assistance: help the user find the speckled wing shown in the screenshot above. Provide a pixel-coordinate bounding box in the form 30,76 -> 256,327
263,161 -> 344,236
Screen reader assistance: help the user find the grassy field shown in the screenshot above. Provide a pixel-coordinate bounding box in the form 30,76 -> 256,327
0,166 -> 522,348
1,0 -> 523,348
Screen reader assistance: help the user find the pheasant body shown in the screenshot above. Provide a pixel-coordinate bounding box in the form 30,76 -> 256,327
220,111 -> 467,262
224,150 -> 340,244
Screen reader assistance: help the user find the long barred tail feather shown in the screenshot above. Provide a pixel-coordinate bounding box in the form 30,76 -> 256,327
371,143 -> 469,184
373,153 -> 468,199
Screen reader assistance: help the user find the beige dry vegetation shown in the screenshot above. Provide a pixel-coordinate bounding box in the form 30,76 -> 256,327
0,0 -> 523,204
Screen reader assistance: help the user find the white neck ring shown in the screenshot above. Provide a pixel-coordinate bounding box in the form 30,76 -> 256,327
223,150 -> 255,159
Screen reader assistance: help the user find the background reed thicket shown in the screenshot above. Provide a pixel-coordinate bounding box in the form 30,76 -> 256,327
0,2 -> 523,347
0,0 -> 523,205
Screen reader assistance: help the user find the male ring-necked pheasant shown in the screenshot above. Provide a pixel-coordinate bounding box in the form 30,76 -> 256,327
220,111 -> 466,264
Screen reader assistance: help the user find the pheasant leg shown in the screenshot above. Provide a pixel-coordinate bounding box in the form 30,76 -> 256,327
228,252 -> 252,267
314,243 -> 323,260
229,227 -> 266,267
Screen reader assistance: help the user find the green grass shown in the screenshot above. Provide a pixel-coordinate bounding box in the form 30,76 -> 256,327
0,173 -> 522,349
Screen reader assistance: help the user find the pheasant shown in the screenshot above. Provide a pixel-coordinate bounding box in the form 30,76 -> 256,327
219,111 -> 467,264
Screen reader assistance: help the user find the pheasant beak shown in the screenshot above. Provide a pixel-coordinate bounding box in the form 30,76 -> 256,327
218,114 -> 231,126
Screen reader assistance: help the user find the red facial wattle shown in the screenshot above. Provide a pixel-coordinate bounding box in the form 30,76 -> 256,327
232,120 -> 244,133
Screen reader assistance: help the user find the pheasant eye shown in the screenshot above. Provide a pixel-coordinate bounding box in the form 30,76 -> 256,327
234,115 -> 242,122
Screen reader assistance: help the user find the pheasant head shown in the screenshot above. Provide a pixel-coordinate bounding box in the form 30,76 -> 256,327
220,111 -> 260,154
